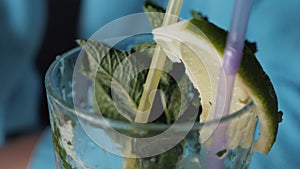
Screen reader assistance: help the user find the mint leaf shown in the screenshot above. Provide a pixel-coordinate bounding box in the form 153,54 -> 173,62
160,74 -> 197,123
191,10 -> 208,21
135,143 -> 183,169
143,0 -> 165,28
52,121 -> 75,169
94,78 -> 127,120
78,39 -> 196,123
77,39 -> 139,121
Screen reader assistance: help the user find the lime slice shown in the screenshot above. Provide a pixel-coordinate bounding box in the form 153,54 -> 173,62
153,17 -> 282,154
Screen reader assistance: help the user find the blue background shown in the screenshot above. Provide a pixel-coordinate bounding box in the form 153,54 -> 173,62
0,0 -> 299,168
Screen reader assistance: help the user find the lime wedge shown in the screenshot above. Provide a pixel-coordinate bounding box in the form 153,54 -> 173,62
153,17 -> 282,154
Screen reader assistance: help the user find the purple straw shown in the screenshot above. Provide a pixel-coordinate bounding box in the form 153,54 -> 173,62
207,0 -> 253,168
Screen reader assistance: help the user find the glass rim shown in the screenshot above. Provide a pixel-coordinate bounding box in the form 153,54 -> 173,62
45,47 -> 255,131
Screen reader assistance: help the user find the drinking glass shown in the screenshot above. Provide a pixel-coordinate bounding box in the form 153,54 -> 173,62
45,35 -> 258,169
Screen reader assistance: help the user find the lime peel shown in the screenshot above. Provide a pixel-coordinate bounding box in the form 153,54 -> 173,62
153,17 -> 282,154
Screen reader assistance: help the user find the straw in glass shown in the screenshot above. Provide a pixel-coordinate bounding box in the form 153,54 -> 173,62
135,0 -> 183,123
207,0 -> 253,168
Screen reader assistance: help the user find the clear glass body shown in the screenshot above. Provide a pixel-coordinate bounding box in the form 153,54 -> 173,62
46,42 -> 257,169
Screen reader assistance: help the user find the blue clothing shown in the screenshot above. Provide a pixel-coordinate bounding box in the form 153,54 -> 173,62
0,0 -> 299,168
0,0 -> 46,145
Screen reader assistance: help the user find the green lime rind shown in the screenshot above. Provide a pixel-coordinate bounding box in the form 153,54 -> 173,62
189,16 -> 282,154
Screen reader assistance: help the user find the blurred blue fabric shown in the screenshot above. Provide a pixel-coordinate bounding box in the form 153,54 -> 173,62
0,0 -> 46,145
0,0 -> 298,169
